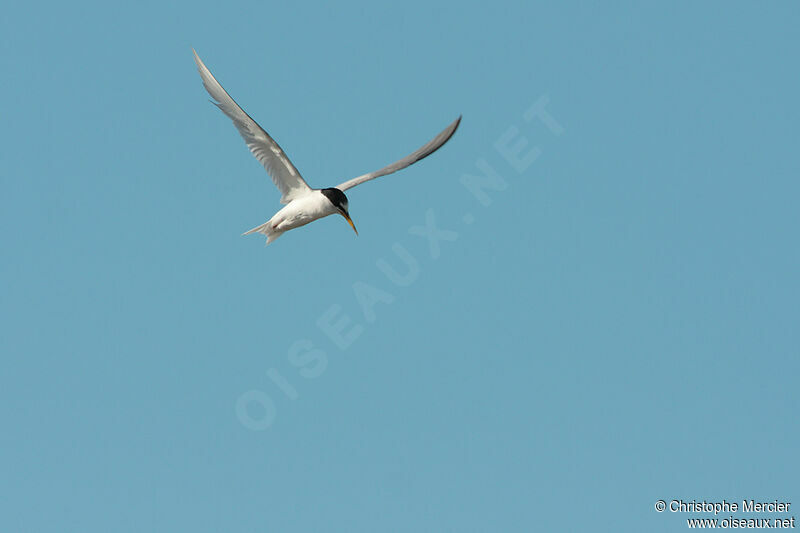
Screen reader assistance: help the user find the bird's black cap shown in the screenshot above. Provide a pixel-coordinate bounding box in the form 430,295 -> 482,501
321,188 -> 349,212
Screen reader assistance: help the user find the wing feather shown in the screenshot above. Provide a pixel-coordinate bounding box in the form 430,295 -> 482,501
336,116 -> 461,192
192,49 -> 311,204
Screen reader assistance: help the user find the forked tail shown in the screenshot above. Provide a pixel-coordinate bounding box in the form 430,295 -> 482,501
242,221 -> 283,245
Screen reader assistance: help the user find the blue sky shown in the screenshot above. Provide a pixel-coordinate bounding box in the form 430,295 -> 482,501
2,1 -> 799,531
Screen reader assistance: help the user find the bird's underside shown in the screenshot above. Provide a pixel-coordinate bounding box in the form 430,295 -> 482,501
242,190 -> 336,244
192,49 -> 461,245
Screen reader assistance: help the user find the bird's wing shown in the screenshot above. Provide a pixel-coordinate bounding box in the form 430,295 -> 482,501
336,116 -> 461,192
193,49 -> 312,204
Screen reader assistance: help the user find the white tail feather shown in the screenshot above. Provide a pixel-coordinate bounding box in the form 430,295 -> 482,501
242,221 -> 283,245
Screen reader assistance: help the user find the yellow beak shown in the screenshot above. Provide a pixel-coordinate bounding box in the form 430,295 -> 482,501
343,212 -> 358,235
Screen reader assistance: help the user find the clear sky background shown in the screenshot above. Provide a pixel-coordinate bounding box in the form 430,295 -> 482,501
2,1 -> 798,531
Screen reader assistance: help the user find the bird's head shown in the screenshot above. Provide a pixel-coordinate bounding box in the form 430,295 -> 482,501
321,188 -> 358,236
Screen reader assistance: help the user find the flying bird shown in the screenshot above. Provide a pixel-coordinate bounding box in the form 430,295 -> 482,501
192,49 -> 460,244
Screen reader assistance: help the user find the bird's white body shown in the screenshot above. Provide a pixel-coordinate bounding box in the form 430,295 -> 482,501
243,190 -> 338,244
192,49 -> 460,245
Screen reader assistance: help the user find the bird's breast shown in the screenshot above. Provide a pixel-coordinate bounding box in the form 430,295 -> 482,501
272,191 -> 337,231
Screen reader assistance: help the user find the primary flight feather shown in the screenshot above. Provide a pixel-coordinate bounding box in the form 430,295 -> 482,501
192,49 -> 460,244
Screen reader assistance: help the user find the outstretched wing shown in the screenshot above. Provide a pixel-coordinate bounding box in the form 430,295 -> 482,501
336,116 -> 461,192
193,49 -> 312,204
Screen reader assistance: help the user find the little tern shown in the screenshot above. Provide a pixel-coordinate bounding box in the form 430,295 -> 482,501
192,49 -> 461,245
